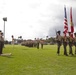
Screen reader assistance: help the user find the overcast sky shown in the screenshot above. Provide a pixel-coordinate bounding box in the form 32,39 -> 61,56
0,0 -> 76,41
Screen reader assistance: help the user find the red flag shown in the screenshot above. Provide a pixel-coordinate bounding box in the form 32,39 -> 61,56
64,6 -> 68,36
70,7 -> 74,37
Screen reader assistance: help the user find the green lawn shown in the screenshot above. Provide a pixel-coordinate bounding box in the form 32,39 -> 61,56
0,45 -> 76,75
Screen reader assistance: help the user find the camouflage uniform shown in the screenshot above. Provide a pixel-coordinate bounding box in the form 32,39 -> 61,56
33,38 -> 37,47
68,32 -> 73,55
40,39 -> 44,49
62,32 -> 68,56
1,33 -> 4,49
37,38 -> 40,49
0,31 -> 4,54
73,33 -> 76,54
56,31 -> 62,55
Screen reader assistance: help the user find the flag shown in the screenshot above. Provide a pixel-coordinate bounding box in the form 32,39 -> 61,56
64,6 -> 68,35
70,7 -> 74,34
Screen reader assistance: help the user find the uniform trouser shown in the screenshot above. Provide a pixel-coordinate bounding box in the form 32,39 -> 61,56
37,43 -> 39,49
74,42 -> 76,54
41,44 -> 43,49
63,42 -> 67,55
0,41 -> 3,54
33,43 -> 37,47
57,41 -> 61,54
69,42 -> 73,54
75,46 -> 76,54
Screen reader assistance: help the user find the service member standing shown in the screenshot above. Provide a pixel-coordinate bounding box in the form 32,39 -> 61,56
56,31 -> 62,55
62,31 -> 68,56
73,32 -> 76,54
11,35 -> 14,45
40,38 -> 44,49
37,38 -> 40,49
0,30 -> 2,54
0,31 -> 4,55
1,32 -> 4,49
68,32 -> 73,55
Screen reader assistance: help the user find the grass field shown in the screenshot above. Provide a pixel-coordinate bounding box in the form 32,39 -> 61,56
0,44 -> 76,75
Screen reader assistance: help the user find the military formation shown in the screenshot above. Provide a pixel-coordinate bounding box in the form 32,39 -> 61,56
21,38 -> 45,49
56,30 -> 76,56
1,28 -> 76,56
0,30 -> 4,55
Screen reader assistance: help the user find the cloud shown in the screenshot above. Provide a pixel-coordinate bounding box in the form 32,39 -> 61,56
0,0 -> 76,40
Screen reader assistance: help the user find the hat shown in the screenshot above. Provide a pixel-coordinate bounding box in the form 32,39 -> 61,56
0,30 -> 2,32
68,32 -> 71,34
57,31 -> 61,34
0,30 -> 2,34
63,31 -> 65,34
74,32 -> 76,35
1,32 -> 3,34
11,35 -> 14,38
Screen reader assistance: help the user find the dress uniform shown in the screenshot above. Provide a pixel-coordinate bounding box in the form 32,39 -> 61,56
68,32 -> 73,55
62,31 -> 68,56
56,31 -> 62,55
73,33 -> 76,54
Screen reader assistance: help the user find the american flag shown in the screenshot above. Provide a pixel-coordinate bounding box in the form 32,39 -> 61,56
64,6 -> 68,35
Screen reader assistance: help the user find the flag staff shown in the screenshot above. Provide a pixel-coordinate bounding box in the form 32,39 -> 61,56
70,7 -> 74,38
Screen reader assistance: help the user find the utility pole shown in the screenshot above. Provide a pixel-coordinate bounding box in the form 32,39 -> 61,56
3,17 -> 7,40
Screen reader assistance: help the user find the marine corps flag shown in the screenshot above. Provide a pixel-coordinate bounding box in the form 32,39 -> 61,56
70,7 -> 74,37
64,6 -> 68,36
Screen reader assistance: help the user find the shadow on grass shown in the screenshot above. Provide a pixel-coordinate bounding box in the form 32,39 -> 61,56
68,55 -> 76,57
0,56 -> 14,58
56,54 -> 76,57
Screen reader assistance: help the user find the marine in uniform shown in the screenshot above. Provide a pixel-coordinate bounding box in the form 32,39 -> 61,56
0,31 -> 4,55
0,30 -> 2,54
11,35 -> 14,45
62,31 -> 68,56
40,38 -> 44,49
1,32 -> 4,49
68,32 -> 73,55
37,38 -> 40,49
73,32 -> 76,54
56,31 -> 62,55
33,38 -> 37,47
